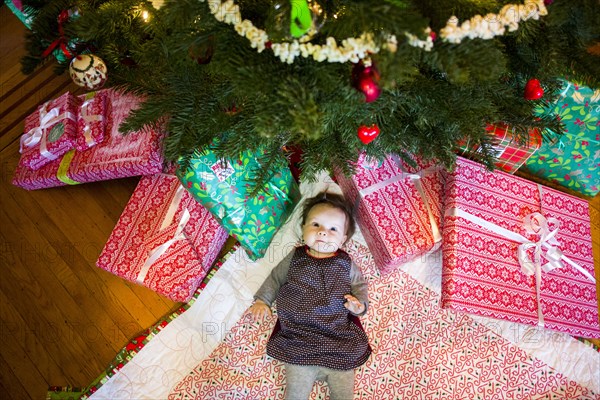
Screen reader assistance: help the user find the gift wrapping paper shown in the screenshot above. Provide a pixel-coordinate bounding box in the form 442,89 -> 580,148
74,90 -> 108,151
524,80 -> 600,196
96,174 -> 229,302
13,89 -> 164,190
458,123 -> 542,174
442,156 -> 599,337
18,91 -> 79,170
335,153 -> 443,274
176,146 -> 299,261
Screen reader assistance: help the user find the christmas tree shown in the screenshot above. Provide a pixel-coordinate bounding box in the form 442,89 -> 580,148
19,0 -> 600,182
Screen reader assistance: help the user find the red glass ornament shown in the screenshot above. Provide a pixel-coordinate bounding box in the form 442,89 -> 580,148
352,62 -> 381,103
360,76 -> 381,103
524,78 -> 544,100
358,124 -> 380,144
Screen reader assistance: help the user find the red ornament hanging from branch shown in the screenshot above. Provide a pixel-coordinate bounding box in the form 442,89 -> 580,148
524,78 -> 544,100
358,124 -> 380,144
352,62 -> 381,103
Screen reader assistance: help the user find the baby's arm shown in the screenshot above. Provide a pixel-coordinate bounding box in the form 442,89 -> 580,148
344,261 -> 369,316
249,249 -> 295,322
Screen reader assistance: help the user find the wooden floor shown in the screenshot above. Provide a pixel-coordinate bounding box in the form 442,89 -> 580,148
0,6 -> 598,400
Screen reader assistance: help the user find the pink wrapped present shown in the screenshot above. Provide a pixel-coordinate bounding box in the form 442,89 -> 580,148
18,92 -> 79,170
97,173 -> 229,302
442,156 -> 599,337
12,89 -> 164,190
335,153 -> 443,274
74,90 -> 109,151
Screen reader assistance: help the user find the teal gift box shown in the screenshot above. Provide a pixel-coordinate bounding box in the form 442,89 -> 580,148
176,145 -> 300,260
524,80 -> 599,196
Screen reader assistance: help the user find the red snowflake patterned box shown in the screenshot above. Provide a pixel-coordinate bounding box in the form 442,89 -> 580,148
335,153 -> 443,274
12,89 -> 164,190
18,91 -> 79,170
442,156 -> 599,337
96,174 -> 229,302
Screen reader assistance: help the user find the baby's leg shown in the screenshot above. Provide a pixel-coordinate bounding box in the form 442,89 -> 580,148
324,368 -> 355,400
284,363 -> 320,400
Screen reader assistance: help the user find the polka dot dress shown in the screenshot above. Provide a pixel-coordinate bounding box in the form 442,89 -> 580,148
267,246 -> 371,370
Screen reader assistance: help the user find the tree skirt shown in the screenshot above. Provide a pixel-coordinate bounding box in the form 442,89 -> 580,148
86,174 -> 599,399
168,240 -> 599,399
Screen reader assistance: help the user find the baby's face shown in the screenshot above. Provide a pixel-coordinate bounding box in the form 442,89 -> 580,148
302,203 -> 347,258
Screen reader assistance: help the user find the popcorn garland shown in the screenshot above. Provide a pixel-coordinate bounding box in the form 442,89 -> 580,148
440,0 -> 548,44
204,0 -> 548,64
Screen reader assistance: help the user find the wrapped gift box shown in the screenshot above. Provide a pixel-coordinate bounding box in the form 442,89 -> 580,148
458,123 -> 542,174
524,80 -> 599,196
18,92 -> 79,170
75,90 -> 109,151
13,89 -> 164,190
442,156 -> 599,337
335,153 -> 443,274
176,145 -> 299,261
97,174 -> 229,302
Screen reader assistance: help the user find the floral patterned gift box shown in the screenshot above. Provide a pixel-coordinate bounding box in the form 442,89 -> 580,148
524,80 -> 599,196
176,144 -> 300,261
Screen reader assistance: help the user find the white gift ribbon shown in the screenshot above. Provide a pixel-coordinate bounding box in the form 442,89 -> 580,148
445,205 -> 595,327
136,182 -> 188,284
137,208 -> 191,284
80,97 -> 104,147
358,156 -> 442,243
19,101 -> 75,159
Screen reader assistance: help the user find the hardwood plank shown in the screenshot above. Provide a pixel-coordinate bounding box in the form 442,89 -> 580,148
0,291 -> 54,400
0,222 -> 107,382
1,174 -> 149,341
0,290 -> 64,388
0,355 -> 32,400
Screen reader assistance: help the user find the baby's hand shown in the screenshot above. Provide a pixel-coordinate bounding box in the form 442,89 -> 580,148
249,299 -> 272,322
344,294 -> 365,315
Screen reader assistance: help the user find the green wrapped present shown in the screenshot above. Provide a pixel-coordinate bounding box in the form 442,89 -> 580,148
524,80 -> 599,196
177,146 -> 300,260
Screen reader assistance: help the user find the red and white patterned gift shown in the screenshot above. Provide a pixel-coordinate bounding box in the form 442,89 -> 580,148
442,156 -> 599,337
96,174 -> 229,302
12,89 -> 164,190
335,153 -> 443,274
18,91 -> 79,170
458,123 -> 542,174
74,90 -> 109,151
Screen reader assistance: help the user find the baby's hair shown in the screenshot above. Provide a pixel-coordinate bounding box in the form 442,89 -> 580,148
301,191 -> 356,240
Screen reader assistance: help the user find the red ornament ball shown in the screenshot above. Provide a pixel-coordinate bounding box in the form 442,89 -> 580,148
352,63 -> 381,103
358,124 -> 380,144
524,78 -> 544,100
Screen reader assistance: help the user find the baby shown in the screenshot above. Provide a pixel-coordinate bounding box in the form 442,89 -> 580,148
249,191 -> 371,400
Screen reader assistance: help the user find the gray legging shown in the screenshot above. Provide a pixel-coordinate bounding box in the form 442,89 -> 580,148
284,363 -> 355,400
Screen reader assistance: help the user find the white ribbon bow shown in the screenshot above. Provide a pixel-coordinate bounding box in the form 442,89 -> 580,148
518,213 -> 564,276
19,102 -> 75,160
